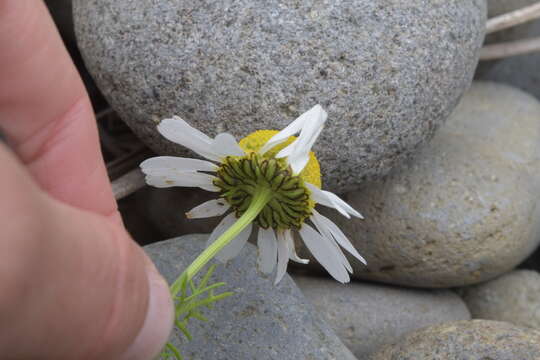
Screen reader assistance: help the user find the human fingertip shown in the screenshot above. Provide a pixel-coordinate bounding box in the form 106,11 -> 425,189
119,261 -> 174,360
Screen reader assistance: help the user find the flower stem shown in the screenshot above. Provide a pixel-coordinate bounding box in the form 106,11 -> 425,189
170,187 -> 272,296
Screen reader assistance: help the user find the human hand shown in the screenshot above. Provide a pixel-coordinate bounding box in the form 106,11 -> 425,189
0,1 -> 173,359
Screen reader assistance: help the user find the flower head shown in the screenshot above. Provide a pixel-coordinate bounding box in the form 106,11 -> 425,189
141,105 -> 366,284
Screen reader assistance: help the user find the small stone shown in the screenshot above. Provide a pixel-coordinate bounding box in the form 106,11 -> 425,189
299,82 -> 540,288
371,320 -> 540,360
144,234 -> 357,360
294,276 -> 470,358
459,270 -> 540,329
73,0 -> 486,192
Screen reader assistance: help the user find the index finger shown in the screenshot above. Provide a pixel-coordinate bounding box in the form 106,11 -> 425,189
0,0 -> 116,217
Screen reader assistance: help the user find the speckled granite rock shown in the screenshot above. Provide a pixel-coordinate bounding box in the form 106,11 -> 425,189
459,270 -> 540,329
299,82 -> 540,288
371,320 -> 540,360
144,234 -> 357,360
294,276 -> 470,358
73,0 -> 486,192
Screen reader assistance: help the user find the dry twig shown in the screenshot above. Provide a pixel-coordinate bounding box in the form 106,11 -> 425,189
480,2 -> 540,60
480,36 -> 540,60
486,2 -> 540,34
112,168 -> 146,200
106,145 -> 150,180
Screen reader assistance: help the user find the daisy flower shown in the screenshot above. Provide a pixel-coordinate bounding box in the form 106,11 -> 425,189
141,105 -> 366,284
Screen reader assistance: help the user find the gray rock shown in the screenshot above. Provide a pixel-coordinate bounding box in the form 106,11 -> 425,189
299,82 -> 540,288
144,234 -> 357,360
294,276 -> 470,358
371,320 -> 540,360
73,0 -> 486,192
459,270 -> 540,329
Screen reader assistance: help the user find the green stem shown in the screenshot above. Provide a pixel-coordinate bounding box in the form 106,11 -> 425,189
170,187 -> 272,296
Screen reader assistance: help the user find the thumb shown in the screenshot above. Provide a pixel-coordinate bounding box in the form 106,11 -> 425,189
0,145 -> 174,359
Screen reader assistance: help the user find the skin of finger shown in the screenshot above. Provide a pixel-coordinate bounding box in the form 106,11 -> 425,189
0,0 -> 117,217
0,145 -> 153,359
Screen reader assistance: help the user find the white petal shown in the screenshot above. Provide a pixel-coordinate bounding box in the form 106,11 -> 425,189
158,117 -> 221,161
286,152 -> 310,176
257,227 -> 278,274
186,199 -> 230,219
275,230 -> 290,285
324,231 -> 353,273
278,126 -> 323,175
333,241 -> 353,273
298,224 -> 350,283
140,156 -> 218,174
324,192 -> 363,218
145,172 -> 219,192
276,108 -> 325,170
163,116 -> 212,143
259,114 -> 307,155
306,183 -> 364,219
309,211 -> 352,272
284,230 -> 309,264
212,133 -> 245,158
207,213 -> 237,247
215,222 -> 252,262
311,210 -> 366,265
306,183 -> 334,208
259,104 -> 325,155
276,107 -> 326,174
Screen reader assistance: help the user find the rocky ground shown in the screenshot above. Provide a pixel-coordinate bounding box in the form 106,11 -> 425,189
47,0 -> 540,358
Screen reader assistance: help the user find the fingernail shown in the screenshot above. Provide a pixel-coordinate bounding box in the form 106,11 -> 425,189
120,262 -> 174,360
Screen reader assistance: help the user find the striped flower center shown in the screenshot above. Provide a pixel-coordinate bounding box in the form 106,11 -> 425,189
213,152 -> 313,230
